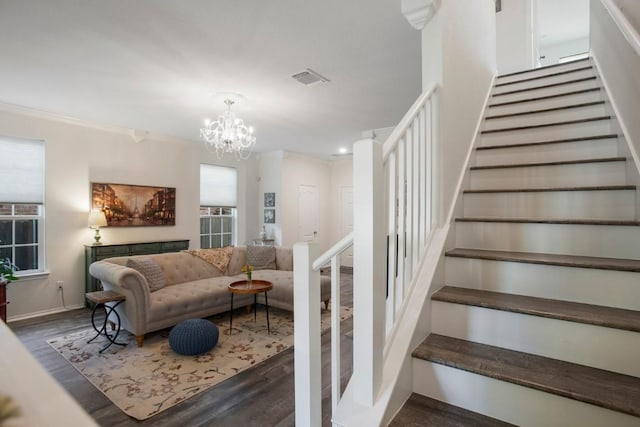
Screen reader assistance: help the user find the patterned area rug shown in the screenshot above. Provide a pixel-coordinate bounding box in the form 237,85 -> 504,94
47,306 -> 352,420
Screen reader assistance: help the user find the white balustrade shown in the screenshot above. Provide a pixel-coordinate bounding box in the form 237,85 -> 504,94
293,84 -> 440,426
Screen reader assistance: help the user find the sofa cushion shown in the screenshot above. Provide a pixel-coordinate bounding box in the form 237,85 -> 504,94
126,257 -> 166,292
246,245 -> 276,270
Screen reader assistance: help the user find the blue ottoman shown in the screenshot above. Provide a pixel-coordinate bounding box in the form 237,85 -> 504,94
169,319 -> 219,356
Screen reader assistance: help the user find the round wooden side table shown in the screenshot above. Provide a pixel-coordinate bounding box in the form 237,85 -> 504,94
228,279 -> 273,334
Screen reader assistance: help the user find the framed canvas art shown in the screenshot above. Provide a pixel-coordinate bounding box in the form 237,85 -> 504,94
264,208 -> 275,224
264,192 -> 275,207
91,182 -> 176,226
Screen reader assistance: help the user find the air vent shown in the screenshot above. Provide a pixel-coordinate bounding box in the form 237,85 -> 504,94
291,68 -> 330,86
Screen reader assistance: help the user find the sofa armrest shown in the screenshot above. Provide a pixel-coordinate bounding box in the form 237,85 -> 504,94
275,247 -> 294,271
89,261 -> 151,335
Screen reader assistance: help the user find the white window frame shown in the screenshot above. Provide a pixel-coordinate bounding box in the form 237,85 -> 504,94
199,207 -> 235,249
0,203 -> 45,276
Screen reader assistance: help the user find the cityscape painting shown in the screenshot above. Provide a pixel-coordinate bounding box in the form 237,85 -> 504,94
91,182 -> 176,226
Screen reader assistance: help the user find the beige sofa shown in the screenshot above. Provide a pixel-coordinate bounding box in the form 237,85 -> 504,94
89,246 -> 330,347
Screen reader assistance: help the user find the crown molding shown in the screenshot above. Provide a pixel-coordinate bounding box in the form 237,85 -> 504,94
0,100 -> 191,146
401,0 -> 441,30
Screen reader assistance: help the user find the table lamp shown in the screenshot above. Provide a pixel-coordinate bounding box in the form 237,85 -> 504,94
88,209 -> 108,245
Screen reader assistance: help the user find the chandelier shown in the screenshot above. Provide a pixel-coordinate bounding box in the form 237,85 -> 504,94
200,99 -> 256,160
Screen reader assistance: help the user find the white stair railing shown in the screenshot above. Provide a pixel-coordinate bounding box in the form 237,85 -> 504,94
294,83 -> 440,426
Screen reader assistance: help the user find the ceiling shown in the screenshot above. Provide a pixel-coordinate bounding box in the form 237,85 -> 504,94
537,0 -> 590,47
0,0 -> 421,158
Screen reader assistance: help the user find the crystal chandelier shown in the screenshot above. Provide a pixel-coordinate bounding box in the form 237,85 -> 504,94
200,99 -> 256,160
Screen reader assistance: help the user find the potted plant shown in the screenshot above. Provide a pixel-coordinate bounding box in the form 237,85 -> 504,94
0,258 -> 19,283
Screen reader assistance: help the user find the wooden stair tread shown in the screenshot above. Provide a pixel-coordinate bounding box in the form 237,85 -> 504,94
495,66 -> 593,88
477,134 -> 618,151
492,77 -> 596,97
445,248 -> 640,272
497,58 -> 590,79
485,100 -> 605,120
464,185 -> 635,194
456,217 -> 640,226
489,87 -> 600,108
432,286 -> 640,332
481,116 -> 610,134
470,156 -> 625,171
413,334 -> 640,417
389,394 -> 515,427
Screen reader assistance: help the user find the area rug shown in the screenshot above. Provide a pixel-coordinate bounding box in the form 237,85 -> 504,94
47,306 -> 352,420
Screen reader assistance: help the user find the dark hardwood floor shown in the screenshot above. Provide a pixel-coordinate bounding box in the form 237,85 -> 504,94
9,272 -> 353,427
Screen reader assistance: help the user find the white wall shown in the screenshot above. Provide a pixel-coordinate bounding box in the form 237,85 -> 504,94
422,0 -> 497,220
496,0 -> 535,74
257,151 -> 284,245
0,106 -> 258,320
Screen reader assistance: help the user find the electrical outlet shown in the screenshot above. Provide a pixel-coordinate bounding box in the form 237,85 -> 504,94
56,280 -> 64,290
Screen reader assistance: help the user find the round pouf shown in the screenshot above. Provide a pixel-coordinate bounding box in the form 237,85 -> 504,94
169,319 -> 219,356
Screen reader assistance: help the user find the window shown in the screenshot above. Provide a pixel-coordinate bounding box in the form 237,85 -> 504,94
200,207 -> 234,248
200,164 -> 237,249
0,137 -> 45,275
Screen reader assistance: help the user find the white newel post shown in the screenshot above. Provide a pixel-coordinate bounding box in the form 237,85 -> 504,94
352,138 -> 385,406
294,242 -> 321,427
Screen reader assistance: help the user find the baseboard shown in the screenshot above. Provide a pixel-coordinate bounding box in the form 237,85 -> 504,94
7,304 -> 84,323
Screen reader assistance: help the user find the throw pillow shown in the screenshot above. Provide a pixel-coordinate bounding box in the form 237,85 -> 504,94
126,258 -> 166,292
246,245 -> 276,270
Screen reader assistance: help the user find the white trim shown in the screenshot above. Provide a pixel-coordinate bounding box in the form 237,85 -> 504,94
13,271 -> 50,281
0,100 -> 192,145
601,0 -> 640,57
7,304 -> 84,323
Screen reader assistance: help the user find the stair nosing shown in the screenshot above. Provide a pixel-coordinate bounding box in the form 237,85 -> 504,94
494,66 -> 593,87
413,334 -> 640,417
464,185 -> 635,194
432,286 -> 640,332
492,77 -> 597,97
455,217 -> 640,226
476,134 -> 618,151
481,116 -> 611,134
488,88 -> 600,108
470,156 -> 625,171
445,248 -> 640,273
497,58 -> 590,79
484,101 -> 605,120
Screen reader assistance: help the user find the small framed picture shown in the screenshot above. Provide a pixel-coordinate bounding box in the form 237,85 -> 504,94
264,192 -> 275,207
264,208 -> 275,224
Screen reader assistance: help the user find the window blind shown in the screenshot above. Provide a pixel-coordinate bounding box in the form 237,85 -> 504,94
200,164 -> 237,207
0,137 -> 45,204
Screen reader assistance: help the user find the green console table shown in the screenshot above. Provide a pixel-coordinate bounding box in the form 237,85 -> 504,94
85,239 -> 189,297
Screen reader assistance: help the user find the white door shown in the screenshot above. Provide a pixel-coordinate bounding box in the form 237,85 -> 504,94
340,186 -> 354,267
298,184 -> 318,242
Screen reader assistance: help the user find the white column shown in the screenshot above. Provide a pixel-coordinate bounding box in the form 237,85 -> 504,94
294,242 -> 321,427
352,138 -> 385,406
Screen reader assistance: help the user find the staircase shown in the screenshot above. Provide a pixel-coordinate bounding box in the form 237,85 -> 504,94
391,58 -> 640,426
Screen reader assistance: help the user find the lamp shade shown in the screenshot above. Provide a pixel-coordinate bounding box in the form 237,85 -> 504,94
88,210 -> 108,228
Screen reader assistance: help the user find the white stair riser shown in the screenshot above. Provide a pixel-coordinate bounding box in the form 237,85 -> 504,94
488,90 -> 603,116
480,120 -> 611,147
496,61 -> 592,85
483,104 -> 607,130
463,189 -> 636,220
455,222 -> 640,259
445,257 -> 640,311
491,79 -> 599,104
413,360 -> 640,427
432,301 -> 640,377
474,138 -> 618,166
469,161 -> 626,190
493,68 -> 595,95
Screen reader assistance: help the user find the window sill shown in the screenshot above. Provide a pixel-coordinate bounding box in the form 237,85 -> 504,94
13,271 -> 50,282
